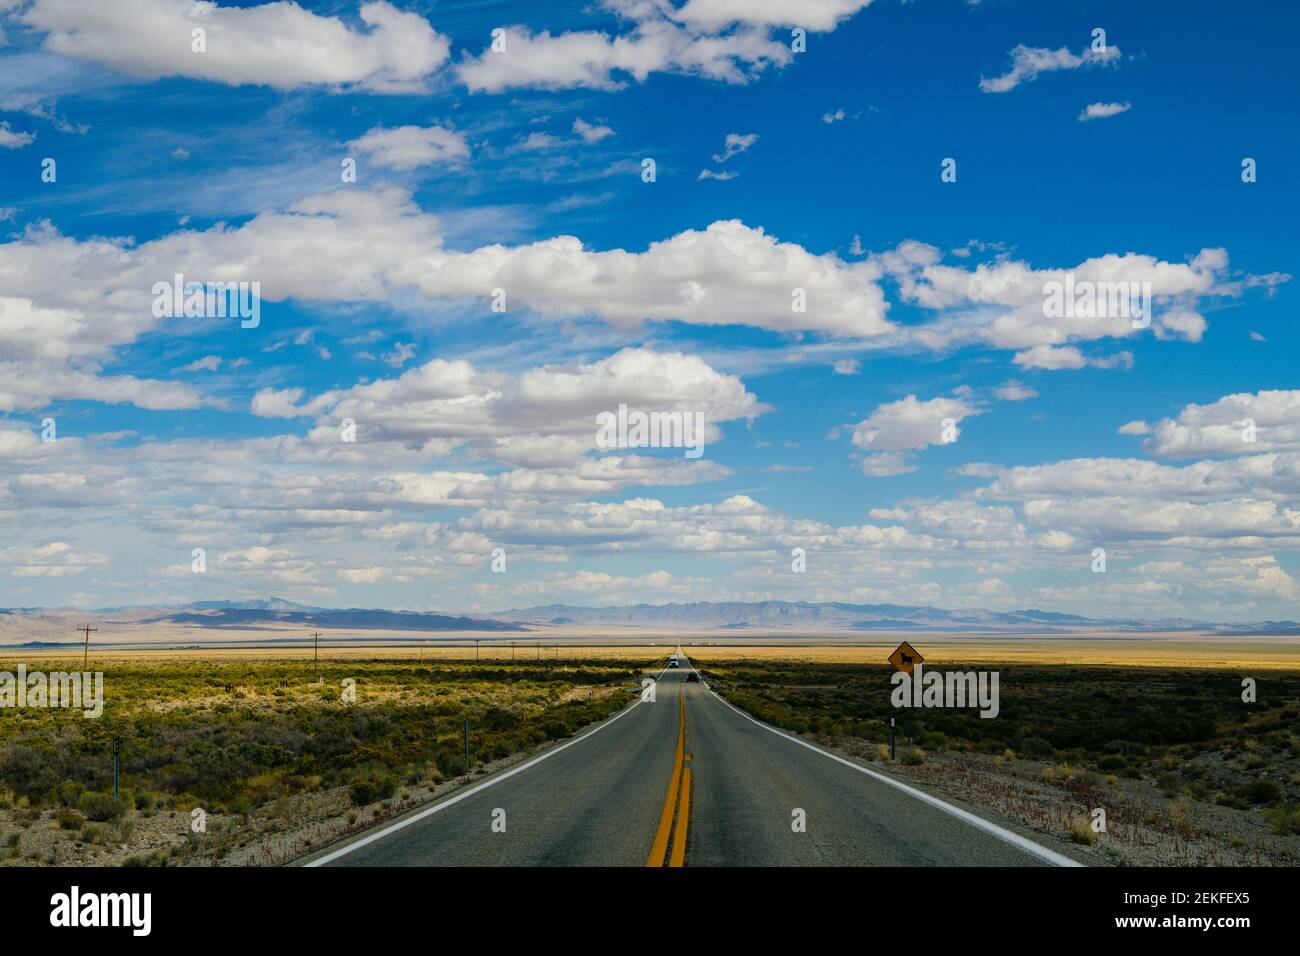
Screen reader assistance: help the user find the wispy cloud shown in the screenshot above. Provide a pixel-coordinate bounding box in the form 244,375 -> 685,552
1078,101 -> 1132,121
980,42 -> 1120,93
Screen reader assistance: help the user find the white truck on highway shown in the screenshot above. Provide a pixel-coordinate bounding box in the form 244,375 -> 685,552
668,653 -> 680,667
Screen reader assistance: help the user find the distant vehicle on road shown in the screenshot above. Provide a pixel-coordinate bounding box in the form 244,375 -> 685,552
686,672 -> 700,683
668,654 -> 680,667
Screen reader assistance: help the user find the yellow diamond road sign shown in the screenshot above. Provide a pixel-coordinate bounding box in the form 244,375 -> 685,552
889,641 -> 924,674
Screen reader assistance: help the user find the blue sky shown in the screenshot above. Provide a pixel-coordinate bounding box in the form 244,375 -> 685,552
0,0 -> 1296,620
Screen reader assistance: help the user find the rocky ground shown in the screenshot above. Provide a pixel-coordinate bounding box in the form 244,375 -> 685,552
806,732 -> 1300,866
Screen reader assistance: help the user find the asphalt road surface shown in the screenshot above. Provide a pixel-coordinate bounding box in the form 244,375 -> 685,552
304,662 -> 1080,867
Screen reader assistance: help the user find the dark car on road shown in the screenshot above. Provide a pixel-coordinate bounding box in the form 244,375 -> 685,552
686,672 -> 700,683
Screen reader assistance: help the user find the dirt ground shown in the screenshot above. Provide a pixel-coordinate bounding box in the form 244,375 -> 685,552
802,732 -> 1300,866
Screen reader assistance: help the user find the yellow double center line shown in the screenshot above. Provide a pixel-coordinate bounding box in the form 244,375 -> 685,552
646,690 -> 692,867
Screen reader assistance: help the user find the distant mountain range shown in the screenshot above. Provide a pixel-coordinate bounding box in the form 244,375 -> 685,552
0,599 -> 523,633
145,600 -> 525,632
2,598 -> 1297,636
483,600 -> 1300,635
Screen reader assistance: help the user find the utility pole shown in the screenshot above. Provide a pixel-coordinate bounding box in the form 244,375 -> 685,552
77,624 -> 98,668
475,638 -> 480,662
511,641 -> 515,661
112,737 -> 121,799
463,719 -> 470,780
311,631 -> 322,677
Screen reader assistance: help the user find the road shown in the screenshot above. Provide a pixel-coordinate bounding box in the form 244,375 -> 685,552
304,662 -> 1080,867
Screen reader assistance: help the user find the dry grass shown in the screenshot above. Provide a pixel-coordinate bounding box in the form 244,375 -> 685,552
9,644 -> 670,667
680,638 -> 1300,669
14,633 -> 1300,670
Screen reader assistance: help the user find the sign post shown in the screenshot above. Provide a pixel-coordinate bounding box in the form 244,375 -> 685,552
888,643 -> 924,761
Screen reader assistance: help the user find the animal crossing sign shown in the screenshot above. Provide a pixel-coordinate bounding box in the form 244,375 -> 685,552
888,641 -> 924,675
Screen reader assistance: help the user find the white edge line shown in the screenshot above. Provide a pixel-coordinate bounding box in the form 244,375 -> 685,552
305,666 -> 669,867
694,661 -> 1083,868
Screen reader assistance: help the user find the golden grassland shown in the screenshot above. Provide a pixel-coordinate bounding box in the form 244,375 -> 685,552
682,638 -> 1300,670
13,631 -> 1300,670
7,644 -> 668,667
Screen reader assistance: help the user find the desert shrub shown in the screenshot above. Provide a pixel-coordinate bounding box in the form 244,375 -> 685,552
348,775 -> 397,807
349,780 -> 377,806
1019,737 -> 1053,757
1264,803 -> 1300,836
901,747 -> 924,765
54,808 -> 85,830
1156,772 -> 1183,798
1067,770 -> 1102,790
1241,780 -> 1283,804
543,720 -> 572,740
1068,816 -> 1095,845
77,791 -> 129,822
57,780 -> 86,807
374,774 -> 398,800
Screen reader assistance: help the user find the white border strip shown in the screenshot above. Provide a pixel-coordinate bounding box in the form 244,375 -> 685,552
306,667 -> 669,867
698,665 -> 1082,867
